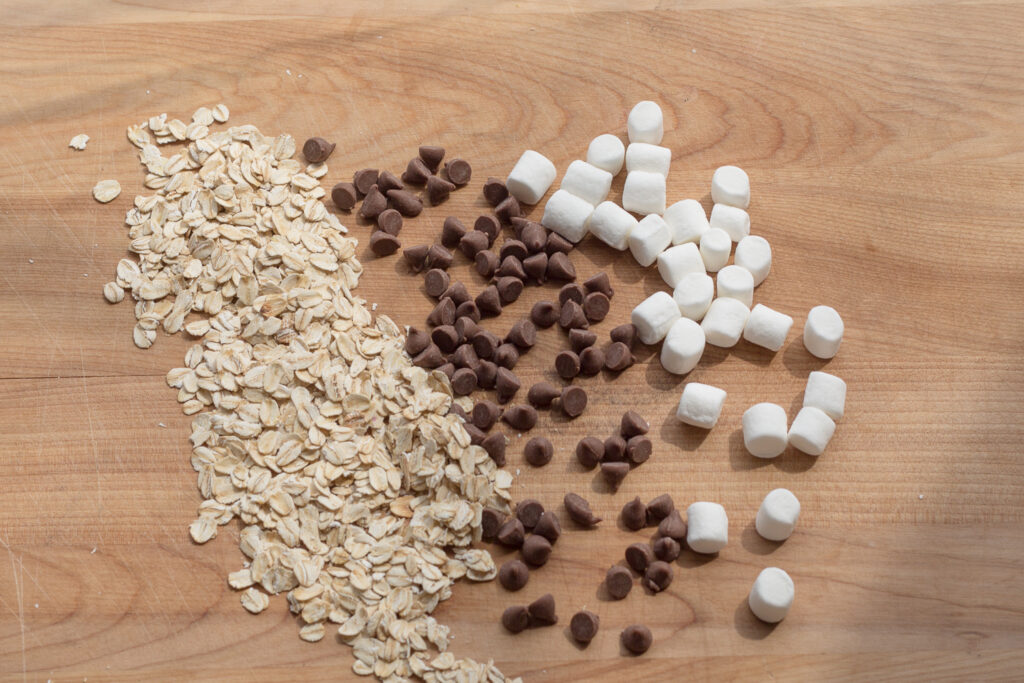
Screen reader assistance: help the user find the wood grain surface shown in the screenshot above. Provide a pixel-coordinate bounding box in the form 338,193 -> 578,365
1,2 -> 1023,681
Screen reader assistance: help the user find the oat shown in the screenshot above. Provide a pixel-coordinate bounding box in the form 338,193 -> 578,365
102,282 -> 125,303
69,134 -> 89,150
240,587 -> 270,614
92,179 -> 121,203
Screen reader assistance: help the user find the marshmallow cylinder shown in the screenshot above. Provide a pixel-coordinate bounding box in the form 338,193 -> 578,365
586,134 -> 625,175
735,235 -> 771,285
742,304 -> 794,352
710,204 -> 750,242
661,318 -> 705,375
803,305 -> 844,359
686,502 -> 728,554
701,297 -> 750,348
756,488 -> 800,542
625,143 -> 671,177
631,291 -> 681,345
699,227 -> 732,273
711,165 -> 750,209
665,199 -> 709,245
788,406 -> 836,456
803,371 -> 846,421
588,201 -> 637,251
716,265 -> 754,308
657,243 -> 705,289
622,171 -> 666,215
506,150 -> 557,205
673,272 -> 714,321
627,100 -> 664,144
748,567 -> 794,623
628,214 -> 672,267
560,160 -> 613,206
742,403 -> 789,459
541,189 -> 593,243
676,382 -> 727,429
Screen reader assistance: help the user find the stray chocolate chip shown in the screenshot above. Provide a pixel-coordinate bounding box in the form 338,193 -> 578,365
561,386 -> 587,418
497,255 -> 526,280
442,281 -> 471,306
546,232 -> 574,255
376,208 -> 403,236
498,559 -> 530,591
474,215 -> 500,244
451,368 -> 477,395
377,170 -> 403,194
386,189 -> 423,217
643,561 -> 673,593
571,610 -> 600,645
583,292 -> 610,323
522,252 -> 548,282
555,350 -> 580,380
426,244 -> 453,270
601,461 -> 629,489
405,328 -> 430,357
506,319 -> 536,349
621,624 -> 653,654
603,435 -> 627,462
625,543 -> 654,573
579,346 -> 605,376
520,223 -> 547,253
581,271 -> 611,296
546,251 -> 576,281
402,157 -> 431,185
527,382 -> 560,409
499,240 -> 528,262
472,330 -> 500,359
658,510 -> 687,541
502,403 -> 536,431
441,216 -> 467,248
476,360 -> 498,390
653,537 -> 681,562
621,497 -> 648,531
482,177 -> 508,206
516,499 -> 545,529
610,323 -> 638,349
495,196 -> 522,224
481,432 -> 506,466
502,605 -> 529,634
621,411 -> 650,438
575,436 -> 604,469
647,494 -> 675,525
472,400 -> 502,431
626,435 -> 652,464
527,594 -> 558,626
426,175 -> 456,205
605,565 -> 633,600
359,185 -> 388,219
464,421 -> 485,445
524,436 -> 553,467
403,244 -> 430,272
426,297 -> 456,327
558,284 -> 585,307
481,508 -> 504,540
331,182 -> 358,210
475,250 -> 499,278
564,493 -> 601,527
418,145 -> 445,173
412,344 -> 444,369
493,343 -> 519,369
496,276 -> 524,305
431,325 -> 459,353
302,137 -> 335,163
533,511 -> 561,543
530,300 -> 559,328
495,368 -> 521,403
497,518 -> 525,548
475,285 -> 502,317
444,158 -> 472,186
521,534 -> 552,567
569,329 -> 597,353
353,168 -> 379,195
424,269 -> 450,298
559,301 -> 588,330
369,231 -> 401,256
605,342 -> 634,371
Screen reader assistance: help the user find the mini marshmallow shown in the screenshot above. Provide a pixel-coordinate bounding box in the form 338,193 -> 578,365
699,227 -> 732,273
665,199 -> 710,245
742,403 -> 788,459
586,134 -> 625,175
756,488 -> 800,542
676,382 -> 727,429
628,214 -> 672,267
673,272 -> 714,321
788,406 -> 836,456
710,203 -> 750,242
735,235 -> 772,286
627,100 -> 664,144
748,567 -> 794,623
622,171 -> 667,215
716,265 -> 754,308
743,304 -> 794,352
711,165 -> 750,209
803,305 -> 844,359
588,201 -> 637,251
803,371 -> 846,421
625,143 -> 671,177
657,243 -> 705,289
506,150 -> 557,205
631,291 -> 681,345
541,189 -> 593,243
660,317 -> 705,375
560,159 -> 613,206
701,297 -> 750,348
686,502 -> 728,554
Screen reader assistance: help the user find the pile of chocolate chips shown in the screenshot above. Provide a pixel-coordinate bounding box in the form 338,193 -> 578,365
573,410 -> 653,489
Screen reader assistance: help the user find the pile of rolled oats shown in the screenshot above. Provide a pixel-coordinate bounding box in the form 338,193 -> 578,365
103,105 -> 517,682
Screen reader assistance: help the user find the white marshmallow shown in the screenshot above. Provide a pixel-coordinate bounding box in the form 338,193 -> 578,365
699,227 -> 732,273
711,165 -> 750,209
586,134 -> 625,175
541,189 -> 593,243
742,403 -> 789,459
701,297 -> 750,348
661,318 -> 705,375
802,305 -> 844,359
788,406 -> 836,456
803,371 -> 846,421
673,272 -> 714,321
748,567 -> 794,623
625,143 -> 671,177
665,199 -> 710,245
735,235 -> 771,286
560,160 -> 613,206
686,502 -> 728,554
588,201 -> 637,251
506,150 -> 557,205
622,171 -> 666,215
675,382 -> 727,429
716,265 -> 754,308
628,214 -> 672,267
627,100 -> 664,144
631,291 -> 680,345
756,489 -> 800,542
742,304 -> 793,352
710,203 -> 750,242
657,243 -> 705,289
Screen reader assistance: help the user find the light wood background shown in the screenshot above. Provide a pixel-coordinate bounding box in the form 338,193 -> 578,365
1,1 -> 1022,681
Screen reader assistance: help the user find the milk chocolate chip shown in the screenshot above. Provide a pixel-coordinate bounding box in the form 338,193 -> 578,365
601,461 -> 629,489
653,536 -> 681,562
441,216 -> 467,248
575,436 -> 604,469
495,368 -> 521,403
625,543 -> 654,573
302,136 -> 335,163
426,244 -> 453,270
621,411 -> 650,437
546,251 -> 576,281
603,435 -> 627,462
353,168 -> 379,195
497,518 -> 525,548
377,170 -> 403,194
426,297 -> 456,327
521,534 -> 552,567
560,386 -> 587,418
643,561 -> 673,593
522,252 -> 548,281
472,400 -> 502,430
359,186 -> 388,219
583,292 -> 610,323
564,493 -> 601,527
524,436 -> 553,467
459,230 -> 490,259
530,300 -> 559,328
495,196 -> 522,225
331,182 -> 358,210
546,232 -> 573,255
533,511 -> 561,544
405,328 -> 430,357
583,272 -> 613,298
482,177 -> 508,206
481,432 -> 506,466
658,510 -> 687,542
610,323 -> 637,349
515,499 -> 545,529
605,565 -> 633,600
499,240 -> 528,262
569,329 -> 597,353
579,346 -> 605,376
403,244 -> 430,272
555,350 -> 580,380
474,215 -> 500,244
386,189 -> 423,217
527,594 -> 557,626
621,497 -> 647,531
402,157 -> 431,185
501,404 -> 536,431
506,319 -> 536,350
496,276 -> 524,305
604,342 -> 634,371
431,325 -> 459,353
418,145 -> 445,173
426,175 -> 456,205
498,559 -> 529,591
497,256 -> 526,280
481,508 -> 504,540
527,382 -> 560,408
475,250 -> 499,278
444,158 -> 472,186
646,494 -> 675,525
570,610 -> 600,645
493,343 -> 519,369
621,624 -> 652,654
502,605 -> 529,633
558,283 -> 585,307
626,435 -> 652,464
424,269 -> 450,298
451,368 -> 477,395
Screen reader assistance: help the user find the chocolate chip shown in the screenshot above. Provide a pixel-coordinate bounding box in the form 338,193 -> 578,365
454,317 -> 480,344
424,269 -> 450,298
302,136 -> 335,163
560,386 -> 587,419
471,400 -> 501,431
495,195 -> 522,224
522,252 -> 548,282
506,319 -> 536,349
418,145 -> 445,173
449,401 -> 468,421
412,343 -> 444,369
471,330 -> 500,359
442,281 -> 471,306
481,508 -> 504,540
546,251 -> 576,281
604,342 -> 634,371
498,559 -> 530,591
527,594 -> 557,626
546,231 -> 573,255
353,168 -> 379,195
605,565 -> 633,600
476,360 -> 498,390
658,510 -> 687,541
496,277 -> 524,305
441,216 -> 467,248
499,240 -> 528,262
575,436 -> 604,469
579,346 -> 605,376
533,511 -> 561,544
377,170 -> 403,194
497,518 -> 525,548
621,624 -> 652,654
426,297 -> 456,327
474,250 -> 499,278
524,436 -> 553,467
493,343 -> 519,370
359,185 -> 388,219
474,215 -> 500,244
570,610 -> 600,645
464,422 -> 485,445
564,492 -> 601,527
583,292 -> 610,323
482,177 -> 508,206
426,175 -> 456,205
610,323 -> 638,349
497,256 -> 526,280
559,301 -> 588,330
643,561 -> 673,593
444,158 -> 472,186
386,189 -> 423,217
554,350 -> 580,380
438,363 -> 455,380
521,223 -> 547,253
331,182 -> 358,210
625,543 -> 654,573
646,494 -> 675,525
569,328 -> 597,352
620,411 -> 649,437
530,300 -> 559,328
402,157 -> 431,185
653,537 -> 681,562
502,605 -> 529,634
451,368 -> 477,395
515,499 -> 544,529
431,325 -> 459,353
377,207 -> 404,235
521,534 -> 552,567
455,300 -> 480,322
582,271 -> 612,297
626,435 -> 652,464
601,461 -> 629,489
501,404 -> 535,431
451,343 -> 479,370
369,231 -> 401,256
495,369 -> 521,404
603,435 -> 627,462
481,432 -> 506,466
426,244 -> 453,270
403,244 -> 430,272
558,283 -> 584,307
405,328 -> 430,357
475,285 -> 502,317
527,382 -> 560,409
621,497 -> 647,531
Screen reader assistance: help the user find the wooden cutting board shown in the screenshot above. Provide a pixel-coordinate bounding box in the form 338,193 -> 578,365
1,2 -> 1022,681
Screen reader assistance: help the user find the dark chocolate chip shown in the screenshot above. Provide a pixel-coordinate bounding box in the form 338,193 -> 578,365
376,208 -> 404,235
386,189 -> 423,217
625,543 -> 655,573
521,223 -> 547,253
451,343 -> 479,370
646,494 -> 675,525
497,256 -> 526,280
476,360 -> 498,390
558,301 -> 588,330
605,565 -> 633,600
626,435 -> 652,464
527,382 -> 561,409
353,168 -> 379,196
496,277 -> 524,305
522,252 -> 548,282
474,215 -> 500,244
570,610 -> 600,645
546,232 -> 574,255
564,493 -> 601,526
562,387 -> 587,418
431,325 -> 459,353
521,534 -> 552,567
426,244 -> 453,270
482,177 -> 508,206
438,362 -> 455,380
481,508 -> 504,540
499,240 -> 528,262
472,330 -> 500,359
579,346 -> 605,376
546,251 -> 576,281
331,182 -> 358,210
444,158 -> 472,186
495,196 -> 522,225
506,319 -> 536,349
621,624 -> 652,655
360,185 -> 388,219
643,561 -> 673,593
555,350 -> 580,380
481,432 -> 506,465
426,297 -> 456,327
533,511 -> 561,544
497,518 -> 525,548
502,605 -> 529,634
377,170 -> 403,194
610,323 -> 638,349
501,403 -> 536,431
302,136 -> 335,163
600,461 -> 629,489
442,281 -> 471,306
464,421 -> 485,445
474,250 -> 499,278
455,300 -> 480,323
418,145 -> 445,173
475,285 -> 502,317
523,436 -> 553,467
583,292 -> 610,323
451,368 -> 477,395
403,244 -> 430,272
498,560 -> 529,591
516,499 -> 545,529
405,327 -> 430,357
653,537 -> 681,562
424,269 -> 450,298
530,300 -> 559,328
441,216 -> 467,248
575,436 -> 604,469
621,411 -> 650,437
449,401 -> 467,421
527,593 -> 557,626
583,272 -> 614,298
412,343 -> 444,369
493,343 -> 519,370
658,510 -> 687,541
558,283 -> 584,307
454,317 -> 480,344
603,435 -> 627,462
621,497 -> 647,531
426,175 -> 456,205
569,328 -> 597,352
402,157 -> 431,185
605,342 -> 634,371
472,400 -> 502,431
369,231 -> 401,257
494,366 -> 519,398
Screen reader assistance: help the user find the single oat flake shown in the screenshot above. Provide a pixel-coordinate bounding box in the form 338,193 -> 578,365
91,179 -> 121,203
69,134 -> 89,150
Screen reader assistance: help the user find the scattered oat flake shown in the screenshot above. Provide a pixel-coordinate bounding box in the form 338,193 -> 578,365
69,134 -> 89,150
92,179 -> 121,203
